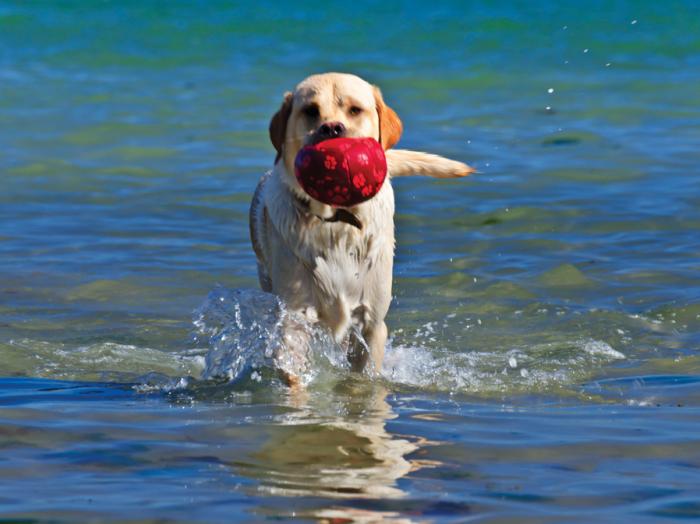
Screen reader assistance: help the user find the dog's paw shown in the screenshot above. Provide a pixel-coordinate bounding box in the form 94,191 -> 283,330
278,368 -> 301,388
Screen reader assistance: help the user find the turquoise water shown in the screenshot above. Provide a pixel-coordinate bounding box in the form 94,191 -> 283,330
2,1 -> 700,521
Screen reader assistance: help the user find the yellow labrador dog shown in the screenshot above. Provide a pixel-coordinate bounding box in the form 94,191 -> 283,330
250,73 -> 471,385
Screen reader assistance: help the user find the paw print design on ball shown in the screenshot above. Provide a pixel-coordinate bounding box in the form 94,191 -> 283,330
352,173 -> 366,188
294,137 -> 387,207
324,155 -> 337,170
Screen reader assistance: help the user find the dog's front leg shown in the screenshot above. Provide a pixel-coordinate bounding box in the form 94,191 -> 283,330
274,309 -> 317,387
348,321 -> 387,374
364,321 -> 387,374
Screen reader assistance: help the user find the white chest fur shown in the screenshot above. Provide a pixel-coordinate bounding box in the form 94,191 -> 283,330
255,164 -> 395,341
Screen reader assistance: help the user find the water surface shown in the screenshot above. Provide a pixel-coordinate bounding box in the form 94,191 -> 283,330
1,1 -> 700,521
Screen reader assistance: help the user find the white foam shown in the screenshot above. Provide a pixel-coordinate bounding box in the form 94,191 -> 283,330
2,338 -> 204,382
582,340 -> 626,360
380,338 -> 625,394
190,288 -> 629,395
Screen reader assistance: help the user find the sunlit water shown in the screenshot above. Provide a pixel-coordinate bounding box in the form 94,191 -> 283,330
2,1 -> 700,522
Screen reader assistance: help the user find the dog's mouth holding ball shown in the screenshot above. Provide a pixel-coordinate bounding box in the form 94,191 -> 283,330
294,137 -> 388,212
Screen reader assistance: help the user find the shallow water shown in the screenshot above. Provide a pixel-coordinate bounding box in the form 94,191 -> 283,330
2,1 -> 700,522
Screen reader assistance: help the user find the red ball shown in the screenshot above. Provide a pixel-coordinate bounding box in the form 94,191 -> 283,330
294,137 -> 387,207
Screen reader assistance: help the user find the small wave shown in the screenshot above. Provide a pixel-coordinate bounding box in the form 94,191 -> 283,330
0,338 -> 204,382
382,339 -> 624,395
2,287 -> 626,397
192,287 -> 626,396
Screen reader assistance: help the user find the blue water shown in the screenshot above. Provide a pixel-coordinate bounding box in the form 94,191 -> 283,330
2,1 -> 700,521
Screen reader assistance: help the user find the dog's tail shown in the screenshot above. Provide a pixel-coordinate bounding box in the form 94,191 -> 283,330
386,149 -> 475,179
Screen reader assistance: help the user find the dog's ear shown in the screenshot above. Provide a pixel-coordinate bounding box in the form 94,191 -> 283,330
373,86 -> 403,150
269,91 -> 293,161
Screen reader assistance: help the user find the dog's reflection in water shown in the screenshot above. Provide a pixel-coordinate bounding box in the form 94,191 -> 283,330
242,380 -> 435,521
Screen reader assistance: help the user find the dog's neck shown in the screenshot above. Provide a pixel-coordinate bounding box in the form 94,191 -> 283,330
275,160 -> 363,230
291,193 -> 363,230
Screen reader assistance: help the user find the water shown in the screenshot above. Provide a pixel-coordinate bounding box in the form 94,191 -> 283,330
2,0 -> 700,521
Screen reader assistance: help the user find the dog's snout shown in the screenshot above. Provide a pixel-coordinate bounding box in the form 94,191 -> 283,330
318,121 -> 346,139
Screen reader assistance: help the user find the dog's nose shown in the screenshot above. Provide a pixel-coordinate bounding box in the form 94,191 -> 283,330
318,121 -> 346,139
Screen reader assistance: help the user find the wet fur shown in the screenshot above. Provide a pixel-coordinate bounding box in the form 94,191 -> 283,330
249,73 -> 472,384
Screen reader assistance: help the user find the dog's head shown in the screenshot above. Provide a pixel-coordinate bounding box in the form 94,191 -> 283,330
269,73 -> 402,191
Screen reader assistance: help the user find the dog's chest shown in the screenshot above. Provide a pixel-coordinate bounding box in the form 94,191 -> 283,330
260,172 -> 395,321
303,220 -> 389,332
304,222 -> 378,286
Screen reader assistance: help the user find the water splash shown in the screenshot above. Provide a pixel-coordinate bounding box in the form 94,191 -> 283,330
0,287 -> 627,397
193,286 -> 350,386
382,339 -> 625,395
191,287 -> 626,396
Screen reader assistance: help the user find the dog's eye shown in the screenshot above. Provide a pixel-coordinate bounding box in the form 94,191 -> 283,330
349,106 -> 363,116
302,104 -> 320,118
